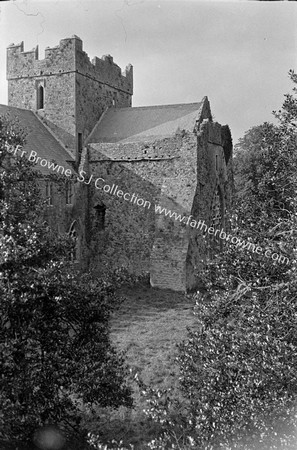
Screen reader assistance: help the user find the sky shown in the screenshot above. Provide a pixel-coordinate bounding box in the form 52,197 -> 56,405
0,0 -> 296,144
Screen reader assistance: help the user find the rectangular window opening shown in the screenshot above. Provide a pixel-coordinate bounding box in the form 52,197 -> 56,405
66,181 -> 73,205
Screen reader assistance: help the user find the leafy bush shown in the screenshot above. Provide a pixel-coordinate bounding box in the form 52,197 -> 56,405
0,114 -> 132,443
136,284 -> 297,449
136,71 -> 297,449
180,287 -> 297,449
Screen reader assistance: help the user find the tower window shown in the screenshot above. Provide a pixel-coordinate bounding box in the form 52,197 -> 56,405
215,155 -> 218,171
65,181 -> 74,205
37,85 -> 44,110
45,181 -> 53,206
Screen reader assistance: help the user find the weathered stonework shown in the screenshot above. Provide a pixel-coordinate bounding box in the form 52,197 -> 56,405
7,36 -> 132,155
4,36 -> 233,292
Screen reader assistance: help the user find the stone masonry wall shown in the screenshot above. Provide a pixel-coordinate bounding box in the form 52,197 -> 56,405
149,133 -> 198,291
185,120 -> 232,290
75,73 -> 132,146
7,39 -> 77,150
84,131 -> 205,291
75,38 -> 133,145
84,123 -> 232,292
7,36 -> 133,155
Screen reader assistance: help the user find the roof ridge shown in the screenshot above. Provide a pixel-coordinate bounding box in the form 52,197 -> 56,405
118,108 -> 200,143
112,102 -> 203,112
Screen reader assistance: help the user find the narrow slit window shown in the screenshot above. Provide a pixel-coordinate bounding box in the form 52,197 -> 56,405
65,181 -> 73,205
45,181 -> 53,206
37,85 -> 44,109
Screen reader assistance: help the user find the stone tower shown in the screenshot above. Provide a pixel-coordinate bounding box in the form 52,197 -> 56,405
6,35 -> 133,160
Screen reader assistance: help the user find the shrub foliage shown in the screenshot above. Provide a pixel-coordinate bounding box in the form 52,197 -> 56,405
0,114 -> 132,443
138,71 -> 297,449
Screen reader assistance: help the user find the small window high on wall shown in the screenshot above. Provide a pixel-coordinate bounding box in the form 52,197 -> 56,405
37,85 -> 44,109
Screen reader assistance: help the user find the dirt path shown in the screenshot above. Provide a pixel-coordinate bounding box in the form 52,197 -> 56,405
111,282 -> 197,386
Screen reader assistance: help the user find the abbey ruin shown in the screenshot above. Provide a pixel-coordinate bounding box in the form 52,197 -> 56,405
1,35 -> 233,291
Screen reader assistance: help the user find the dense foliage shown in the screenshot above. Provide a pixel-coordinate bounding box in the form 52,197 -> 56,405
138,71 -> 297,449
0,114 -> 132,444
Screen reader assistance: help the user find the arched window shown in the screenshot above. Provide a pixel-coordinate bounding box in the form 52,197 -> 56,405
37,85 -> 44,109
67,220 -> 78,261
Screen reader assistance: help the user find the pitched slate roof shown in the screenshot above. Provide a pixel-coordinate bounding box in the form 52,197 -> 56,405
88,100 -> 206,144
0,104 -> 75,175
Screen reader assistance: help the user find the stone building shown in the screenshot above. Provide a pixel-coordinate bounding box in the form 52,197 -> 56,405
1,35 -> 233,292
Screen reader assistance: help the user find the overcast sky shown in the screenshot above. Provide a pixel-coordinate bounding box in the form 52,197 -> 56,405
0,0 -> 296,144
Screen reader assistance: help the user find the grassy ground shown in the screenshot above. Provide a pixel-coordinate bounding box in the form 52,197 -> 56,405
85,280 -> 198,448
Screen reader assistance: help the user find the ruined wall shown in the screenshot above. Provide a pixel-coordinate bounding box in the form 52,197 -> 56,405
149,133 -> 198,291
7,36 -> 133,155
84,144 -> 163,275
86,133 -> 185,273
83,122 -> 232,292
84,131 -> 198,290
185,120 -> 233,290
6,36 -> 233,292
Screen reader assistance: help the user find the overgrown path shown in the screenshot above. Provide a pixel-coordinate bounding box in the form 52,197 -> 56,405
101,282 -> 198,447
111,282 -> 198,386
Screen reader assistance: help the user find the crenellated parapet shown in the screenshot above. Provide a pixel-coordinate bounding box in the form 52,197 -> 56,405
78,52 -> 133,95
6,38 -> 77,79
6,35 -> 133,94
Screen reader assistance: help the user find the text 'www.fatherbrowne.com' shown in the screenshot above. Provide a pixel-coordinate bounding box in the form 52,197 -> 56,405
154,204 -> 289,265
7,146 -> 289,266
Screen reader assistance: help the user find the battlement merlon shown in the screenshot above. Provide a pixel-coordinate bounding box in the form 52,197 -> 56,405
6,36 -> 133,95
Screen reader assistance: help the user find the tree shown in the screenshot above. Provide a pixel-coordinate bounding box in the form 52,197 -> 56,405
0,114 -> 132,445
140,72 -> 297,449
